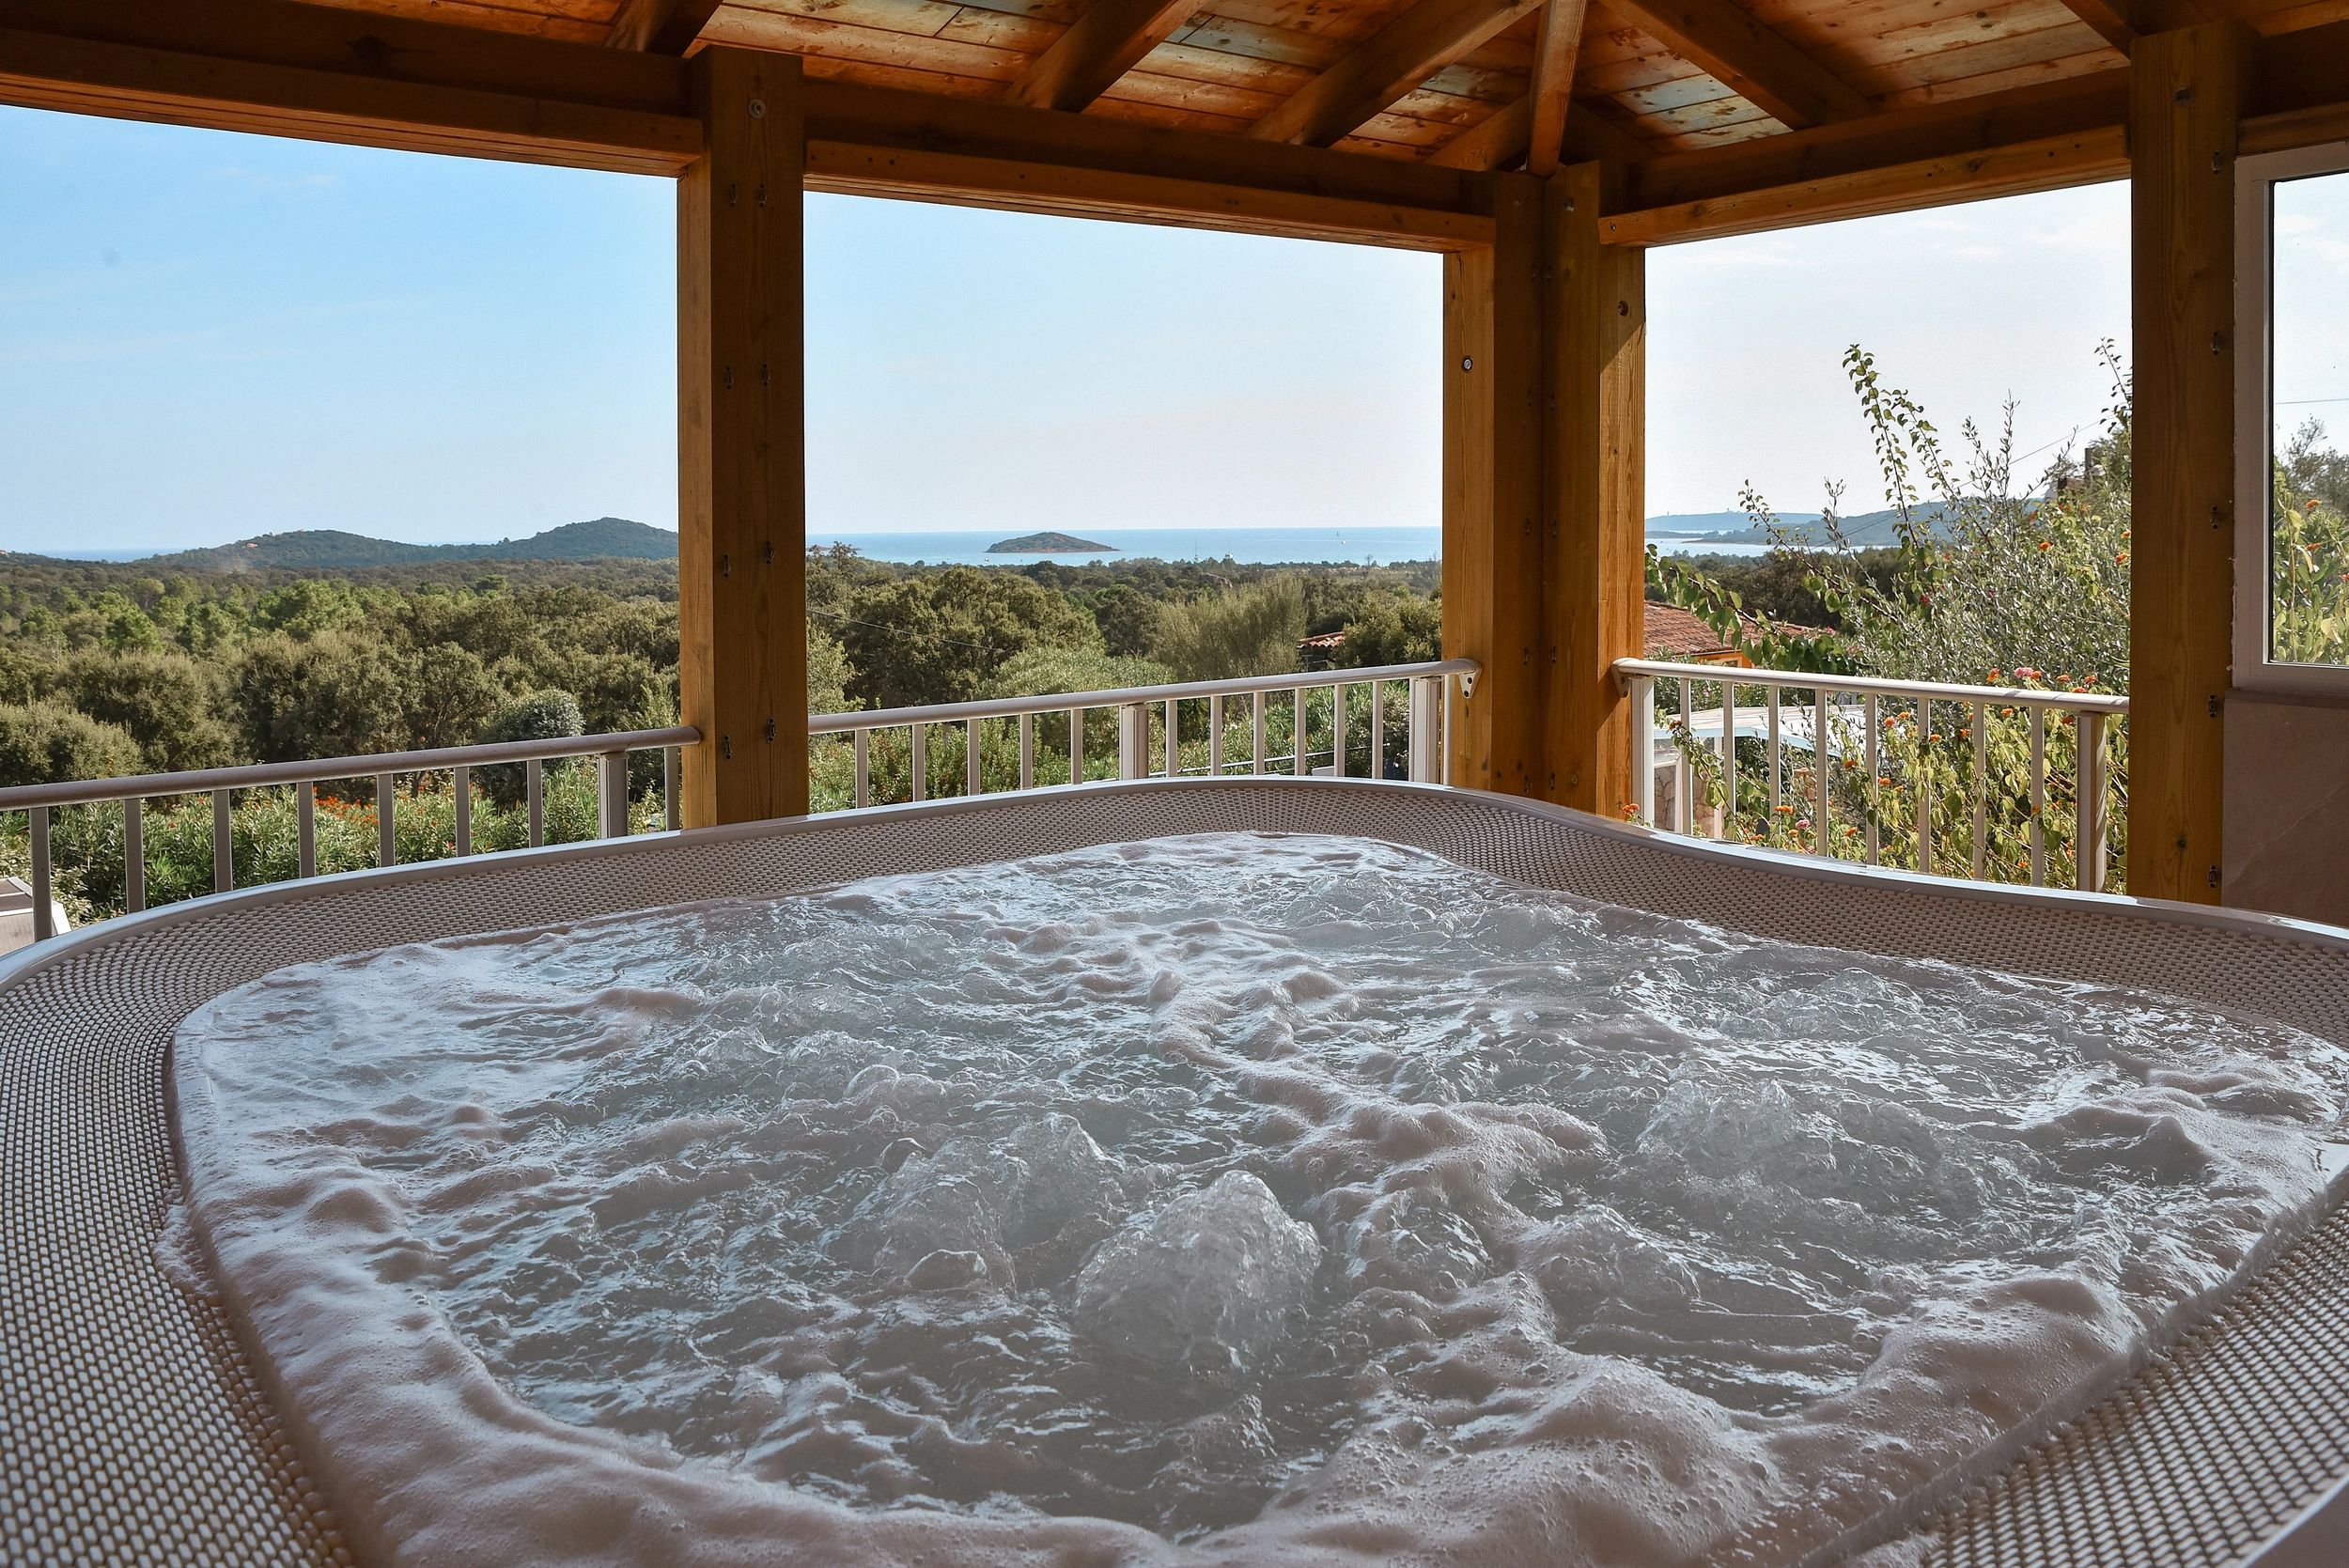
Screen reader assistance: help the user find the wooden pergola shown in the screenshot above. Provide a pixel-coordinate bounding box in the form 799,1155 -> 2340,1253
6,0 -> 2347,904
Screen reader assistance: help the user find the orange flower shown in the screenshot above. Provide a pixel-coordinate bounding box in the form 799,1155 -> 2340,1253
2037,539 -> 2052,551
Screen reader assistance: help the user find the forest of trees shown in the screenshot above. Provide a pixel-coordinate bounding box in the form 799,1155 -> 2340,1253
0,545 -> 1445,924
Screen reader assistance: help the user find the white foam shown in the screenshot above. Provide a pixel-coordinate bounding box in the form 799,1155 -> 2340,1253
171,832 -> 2349,1566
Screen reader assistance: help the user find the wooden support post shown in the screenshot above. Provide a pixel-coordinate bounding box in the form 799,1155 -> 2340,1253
1441,175 -> 1548,797
1546,162 -> 1644,816
2129,22 -> 2250,902
677,48 -> 808,828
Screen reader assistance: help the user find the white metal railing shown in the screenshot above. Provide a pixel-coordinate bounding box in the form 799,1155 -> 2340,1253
0,726 -> 698,944
1,660 -> 1475,949
1615,659 -> 2127,893
807,660 -> 1471,810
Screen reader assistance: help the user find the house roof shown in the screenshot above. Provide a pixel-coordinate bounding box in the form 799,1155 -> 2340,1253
1642,598 -> 1824,661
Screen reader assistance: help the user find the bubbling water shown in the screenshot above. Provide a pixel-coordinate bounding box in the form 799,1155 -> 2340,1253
174,833 -> 2349,1566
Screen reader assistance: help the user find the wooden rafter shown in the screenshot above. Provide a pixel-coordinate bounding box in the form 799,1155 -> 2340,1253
2054,0 -> 2139,53
1426,92 -> 1647,169
605,0 -> 723,54
1002,0 -> 1199,113
1247,0 -> 1546,147
1524,0 -> 1593,176
1610,0 -> 1874,128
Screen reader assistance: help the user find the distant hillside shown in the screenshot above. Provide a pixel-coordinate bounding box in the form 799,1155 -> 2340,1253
1647,510 -> 1822,536
1669,503 -> 1987,550
124,517 -> 677,572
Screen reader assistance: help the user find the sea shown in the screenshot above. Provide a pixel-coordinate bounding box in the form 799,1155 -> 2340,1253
37,526 -> 1768,567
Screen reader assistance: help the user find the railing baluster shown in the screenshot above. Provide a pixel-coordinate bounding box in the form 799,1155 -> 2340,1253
453,764 -> 472,856
1674,678 -> 1694,834
1293,688 -> 1307,776
213,789 -> 233,893
598,751 -> 629,839
298,782 -> 317,878
1428,675 -> 1447,788
1116,704 -> 1144,781
1914,699 -> 1933,875
376,774 -> 397,868
1862,694 -> 1880,865
1331,683 -> 1347,778
664,746 -> 680,831
2028,707 -> 2046,887
1209,694 -> 1225,776
1163,697 -> 1176,777
911,722 -> 928,802
1629,674 -> 1655,824
1019,713 -> 1034,790
1252,692 -> 1266,775
966,717 -> 982,798
122,798 -> 145,914
1970,701 -> 1987,880
1719,677 -> 1737,841
1409,676 -> 1441,784
1766,686 -> 1781,821
1367,682 -> 1383,781
526,759 -> 544,847
29,807 -> 54,942
854,728 -> 871,809
1069,706 -> 1084,785
1812,689 -> 1830,856
2077,709 -> 2108,893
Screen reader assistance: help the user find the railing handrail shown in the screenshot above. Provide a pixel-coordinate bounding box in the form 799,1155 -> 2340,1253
808,659 -> 1477,734
1613,658 -> 2130,715
0,726 -> 701,813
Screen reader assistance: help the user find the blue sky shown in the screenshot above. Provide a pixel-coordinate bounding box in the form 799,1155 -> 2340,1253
2,102 -> 2337,553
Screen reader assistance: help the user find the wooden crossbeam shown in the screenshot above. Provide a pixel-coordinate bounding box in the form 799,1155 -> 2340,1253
0,0 -> 700,173
1610,0 -> 1874,128
1002,0 -> 1200,112
1248,0 -> 1545,147
1605,126 -> 2127,242
805,77 -> 1493,246
1525,0 -> 1594,176
2053,0 -> 2139,53
606,0 -> 724,54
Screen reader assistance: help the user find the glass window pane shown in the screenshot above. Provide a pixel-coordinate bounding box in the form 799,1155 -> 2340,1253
2270,168 -> 2349,668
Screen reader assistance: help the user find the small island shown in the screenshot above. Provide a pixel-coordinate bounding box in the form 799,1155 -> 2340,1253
988,531 -> 1112,554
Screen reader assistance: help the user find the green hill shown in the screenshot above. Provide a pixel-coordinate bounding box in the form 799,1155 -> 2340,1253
127,517 -> 677,572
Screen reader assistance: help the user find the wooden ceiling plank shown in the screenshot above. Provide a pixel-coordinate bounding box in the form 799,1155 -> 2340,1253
1002,0 -> 1203,110
1427,91 -> 1532,161
1609,0 -> 1875,124
1246,0 -> 1547,145
1525,0 -> 1595,173
606,0 -> 723,52
2048,0 -> 2138,50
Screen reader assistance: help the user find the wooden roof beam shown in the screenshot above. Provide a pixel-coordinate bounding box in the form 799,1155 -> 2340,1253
1604,17 -> 2349,243
605,0 -> 724,54
1610,0 -> 1875,128
1426,91 -> 1648,169
1248,0 -> 1546,147
0,0 -> 699,173
1525,0 -> 1594,176
1002,0 -> 1201,113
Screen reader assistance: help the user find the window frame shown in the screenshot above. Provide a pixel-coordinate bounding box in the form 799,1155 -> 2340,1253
2233,140 -> 2349,695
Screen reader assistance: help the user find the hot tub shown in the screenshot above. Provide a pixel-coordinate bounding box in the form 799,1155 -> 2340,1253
7,778 -> 2349,1568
